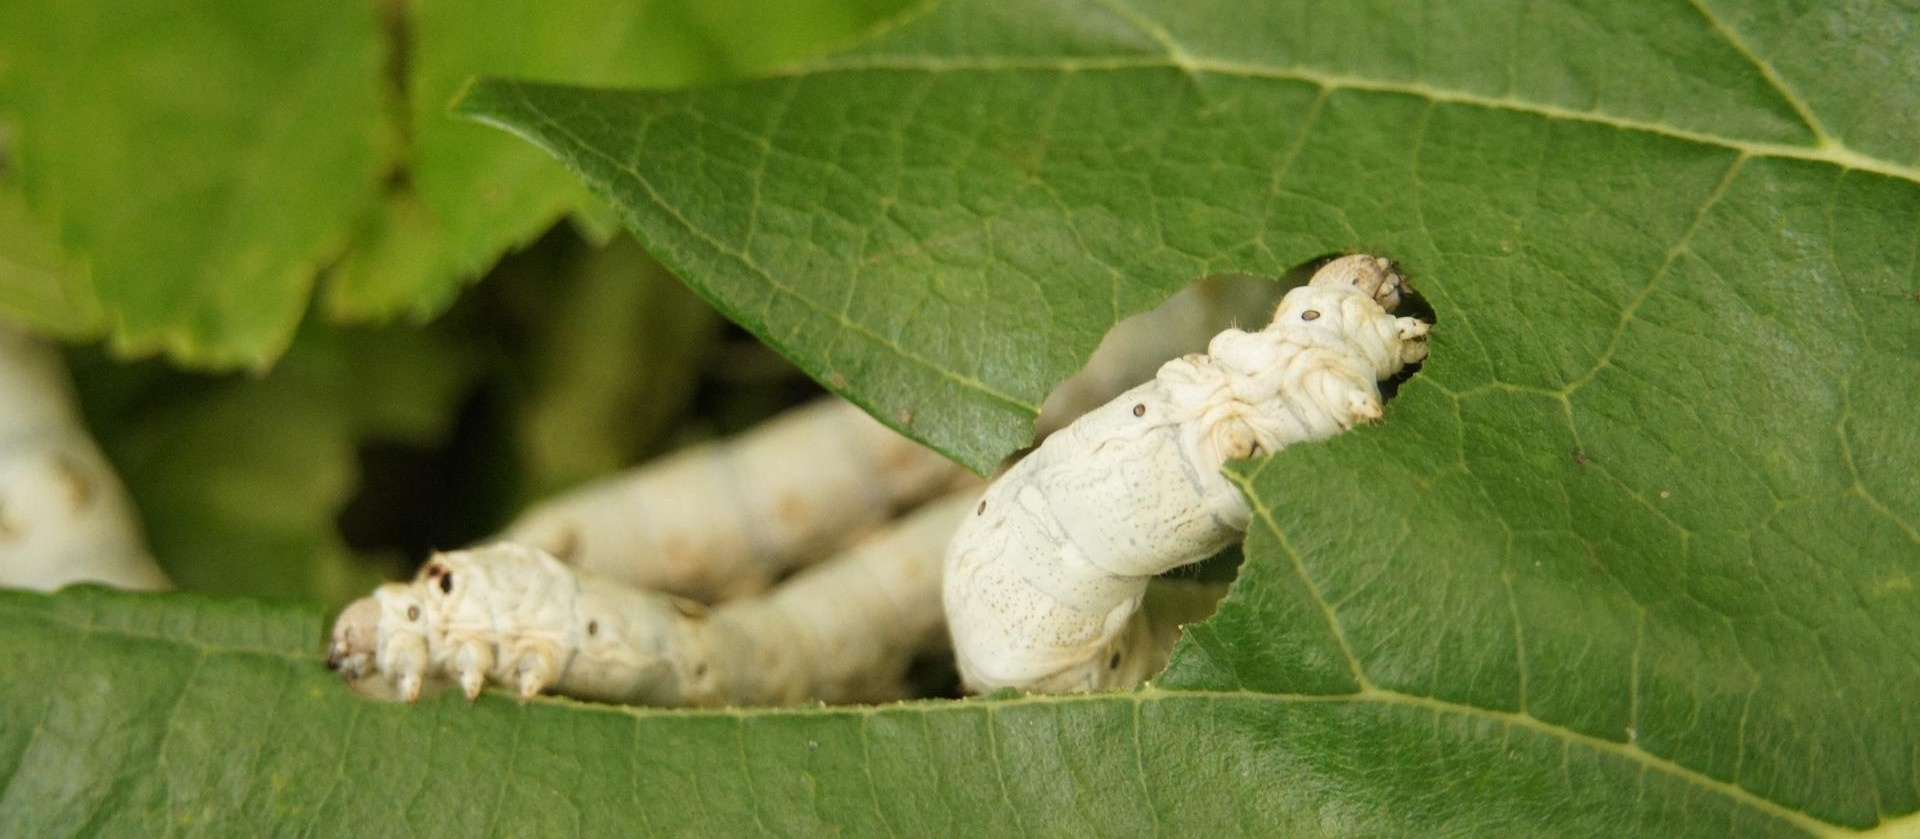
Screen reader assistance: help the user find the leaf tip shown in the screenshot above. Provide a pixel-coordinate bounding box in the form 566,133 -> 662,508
447,77 -> 536,128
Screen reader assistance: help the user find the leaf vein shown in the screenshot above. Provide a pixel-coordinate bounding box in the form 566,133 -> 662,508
775,58 -> 1920,185
1561,154 -> 1749,398
1682,0 -> 1835,146
1226,470 -> 1373,689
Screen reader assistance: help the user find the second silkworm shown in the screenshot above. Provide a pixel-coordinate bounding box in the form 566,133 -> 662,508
504,398 -> 972,602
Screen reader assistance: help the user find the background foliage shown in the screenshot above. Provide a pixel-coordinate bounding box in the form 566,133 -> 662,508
1,0 -> 903,608
2,0 -> 1917,836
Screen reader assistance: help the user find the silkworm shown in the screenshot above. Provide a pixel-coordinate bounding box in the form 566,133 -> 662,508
0,323 -> 169,591
503,397 -> 972,603
328,492 -> 973,705
943,254 -> 1431,694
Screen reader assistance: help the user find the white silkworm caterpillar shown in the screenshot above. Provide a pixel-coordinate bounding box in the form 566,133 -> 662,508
328,492 -> 974,706
0,323 -> 169,591
503,397 -> 972,603
943,255 -> 1431,694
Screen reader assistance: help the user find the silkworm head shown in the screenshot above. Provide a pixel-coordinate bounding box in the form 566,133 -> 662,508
1307,254 -> 1406,311
326,595 -> 382,679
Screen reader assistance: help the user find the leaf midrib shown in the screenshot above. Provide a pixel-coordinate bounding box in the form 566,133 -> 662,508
6,600 -> 1905,837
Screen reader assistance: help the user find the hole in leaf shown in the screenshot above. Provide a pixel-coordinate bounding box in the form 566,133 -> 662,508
1015,254 -> 1436,689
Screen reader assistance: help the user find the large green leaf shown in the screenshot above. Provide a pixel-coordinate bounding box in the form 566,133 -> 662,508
455,0 -> 1919,472
0,0 -> 388,367
453,0 -> 1914,829
3,585 -> 1891,838
4,0 -> 1917,836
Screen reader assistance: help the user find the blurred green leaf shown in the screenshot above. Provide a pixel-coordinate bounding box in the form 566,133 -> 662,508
321,0 -> 915,324
82,322 -> 483,609
337,318 -> 487,445
0,185 -> 105,337
0,0 -> 908,365
511,235 -> 719,497
0,0 -> 389,366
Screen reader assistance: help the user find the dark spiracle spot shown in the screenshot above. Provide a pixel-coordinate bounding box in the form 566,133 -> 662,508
587,620 -> 599,637
1108,652 -> 1122,670
1132,403 -> 1146,417
438,572 -> 453,594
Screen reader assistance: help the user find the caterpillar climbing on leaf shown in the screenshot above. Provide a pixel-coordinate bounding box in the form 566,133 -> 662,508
944,254 -> 1430,693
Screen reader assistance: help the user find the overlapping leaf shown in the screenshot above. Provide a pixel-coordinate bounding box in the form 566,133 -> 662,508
0,586 -> 1854,838
0,0 -> 906,366
0,0 -> 388,366
453,0 -> 1920,829
321,0 -> 912,323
